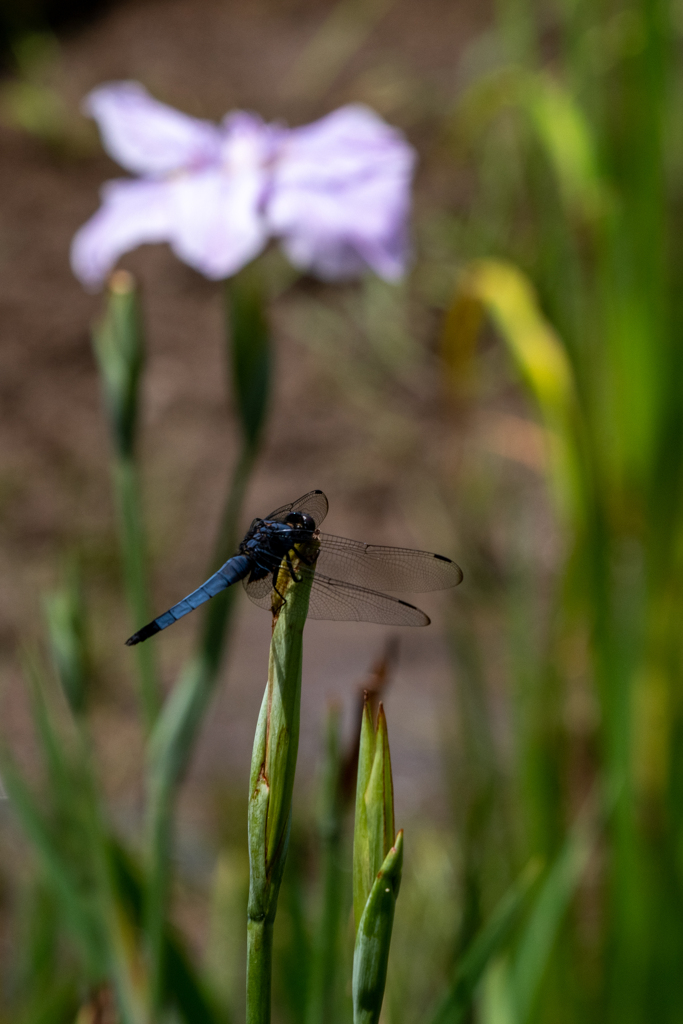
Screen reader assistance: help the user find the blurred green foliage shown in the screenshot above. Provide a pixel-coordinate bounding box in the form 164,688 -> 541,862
0,29 -> 99,152
440,1 -> 683,1021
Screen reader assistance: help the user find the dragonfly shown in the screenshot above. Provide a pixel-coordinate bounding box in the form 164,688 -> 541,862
125,490 -> 463,645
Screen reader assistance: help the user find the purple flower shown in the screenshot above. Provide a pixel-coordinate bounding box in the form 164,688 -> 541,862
267,105 -> 414,283
71,82 -> 416,288
71,83 -> 273,285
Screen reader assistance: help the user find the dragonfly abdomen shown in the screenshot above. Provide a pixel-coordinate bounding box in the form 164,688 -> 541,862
125,554 -> 251,646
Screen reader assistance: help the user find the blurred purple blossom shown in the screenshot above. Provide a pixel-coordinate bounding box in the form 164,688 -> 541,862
71,82 -> 416,288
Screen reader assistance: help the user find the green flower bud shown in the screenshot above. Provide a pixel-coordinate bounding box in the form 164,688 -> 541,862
353,697 -> 396,931
92,270 -> 144,460
353,831 -> 404,1024
352,697 -> 402,1024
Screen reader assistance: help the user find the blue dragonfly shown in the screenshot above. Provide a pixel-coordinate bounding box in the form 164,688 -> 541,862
125,490 -> 462,645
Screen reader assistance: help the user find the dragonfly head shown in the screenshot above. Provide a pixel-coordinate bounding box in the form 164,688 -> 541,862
285,511 -> 316,533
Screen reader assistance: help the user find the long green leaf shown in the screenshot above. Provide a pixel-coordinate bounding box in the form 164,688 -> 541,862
0,751 -> 104,975
43,561 -> 89,717
429,860 -> 540,1024
509,814 -> 594,1023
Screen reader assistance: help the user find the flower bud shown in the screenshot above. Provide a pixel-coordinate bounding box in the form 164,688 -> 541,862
353,832 -> 404,1024
352,698 -> 402,1024
353,697 -> 395,931
92,270 -> 144,459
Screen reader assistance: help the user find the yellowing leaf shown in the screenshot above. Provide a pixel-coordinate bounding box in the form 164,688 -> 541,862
442,259 -> 584,521
467,260 -> 574,415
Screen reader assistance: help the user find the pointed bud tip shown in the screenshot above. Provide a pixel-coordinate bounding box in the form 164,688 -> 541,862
375,829 -> 403,885
109,269 -> 135,295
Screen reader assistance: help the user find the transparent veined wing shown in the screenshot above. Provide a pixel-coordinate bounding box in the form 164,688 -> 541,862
264,490 -> 329,529
316,533 -> 463,592
243,572 -> 273,603
243,565 -> 429,626
307,572 -> 430,626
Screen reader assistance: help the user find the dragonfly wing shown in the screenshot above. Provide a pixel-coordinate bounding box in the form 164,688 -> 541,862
306,571 -> 429,626
316,534 -> 463,592
243,564 -> 428,625
265,490 -> 329,528
243,569 -> 277,609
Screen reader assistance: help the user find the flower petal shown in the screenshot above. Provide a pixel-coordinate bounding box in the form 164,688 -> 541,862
71,178 -> 173,288
167,114 -> 271,279
267,104 -> 416,282
167,170 -> 268,279
85,81 -> 222,177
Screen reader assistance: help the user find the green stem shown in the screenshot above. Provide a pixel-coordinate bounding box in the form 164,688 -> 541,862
246,919 -> 274,1024
246,541 -> 316,1024
112,454 -> 161,731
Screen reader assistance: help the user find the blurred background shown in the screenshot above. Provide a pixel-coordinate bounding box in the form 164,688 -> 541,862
1,0 -> 682,1022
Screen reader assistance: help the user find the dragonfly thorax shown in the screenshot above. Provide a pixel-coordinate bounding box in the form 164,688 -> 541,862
238,515 -> 317,566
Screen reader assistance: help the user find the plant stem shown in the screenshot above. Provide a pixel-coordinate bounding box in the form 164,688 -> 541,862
246,919 -> 274,1024
246,540 -> 316,1024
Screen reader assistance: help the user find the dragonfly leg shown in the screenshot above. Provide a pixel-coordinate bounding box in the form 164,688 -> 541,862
285,552 -> 302,583
250,558 -> 288,605
271,567 -> 288,605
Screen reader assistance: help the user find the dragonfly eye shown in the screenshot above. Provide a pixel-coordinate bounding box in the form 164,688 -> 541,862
286,512 -> 315,531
